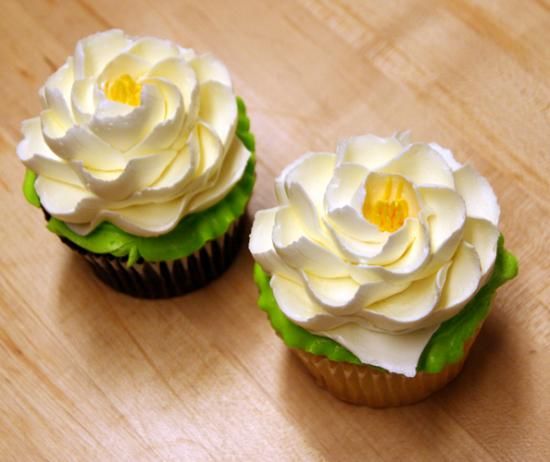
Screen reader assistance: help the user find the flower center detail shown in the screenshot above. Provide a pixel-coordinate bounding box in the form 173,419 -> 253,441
363,176 -> 409,232
104,74 -> 141,106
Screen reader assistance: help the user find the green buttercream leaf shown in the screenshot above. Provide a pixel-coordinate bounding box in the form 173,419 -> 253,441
253,264 -> 362,364
253,235 -> 518,373
27,97 -> 256,266
417,235 -> 518,372
127,245 -> 139,268
23,170 -> 40,207
239,131 -> 255,153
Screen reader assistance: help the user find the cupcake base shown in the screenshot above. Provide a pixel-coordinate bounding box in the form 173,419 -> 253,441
293,328 -> 481,408
61,213 -> 247,299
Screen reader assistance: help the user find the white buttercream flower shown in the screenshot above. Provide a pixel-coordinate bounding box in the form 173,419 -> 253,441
249,132 -> 500,376
17,29 -> 251,237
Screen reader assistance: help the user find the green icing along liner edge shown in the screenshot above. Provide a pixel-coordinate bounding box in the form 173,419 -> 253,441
23,97 -> 255,266
253,235 -> 518,374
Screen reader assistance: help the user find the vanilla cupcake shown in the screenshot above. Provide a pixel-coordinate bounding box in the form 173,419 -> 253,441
249,132 -> 517,407
18,30 -> 255,298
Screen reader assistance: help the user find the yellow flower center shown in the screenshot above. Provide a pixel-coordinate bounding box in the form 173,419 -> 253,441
363,176 -> 409,232
104,74 -> 141,106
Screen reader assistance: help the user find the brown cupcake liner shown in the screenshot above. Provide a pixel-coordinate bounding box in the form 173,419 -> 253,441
293,327 -> 481,408
60,213 -> 247,299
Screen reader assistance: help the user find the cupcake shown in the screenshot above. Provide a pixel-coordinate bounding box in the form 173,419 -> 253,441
17,30 -> 255,298
249,132 -> 518,407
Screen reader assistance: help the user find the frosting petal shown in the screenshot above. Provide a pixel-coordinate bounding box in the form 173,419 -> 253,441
40,57 -> 74,110
41,85 -> 73,130
350,217 -> 430,282
463,217 -> 499,280
135,139 -> 197,200
96,52 -> 151,87
330,216 -> 416,265
146,57 -> 198,115
71,77 -> 96,125
41,118 -> 126,170
301,274 -> 361,314
189,54 -> 232,87
302,272 -> 410,315
74,29 -> 131,79
336,134 -> 404,169
70,150 -> 177,201
278,152 -> 337,209
249,208 -> 300,281
72,196 -> 186,237
358,263 -> 449,332
318,323 -> 439,377
126,36 -> 180,64
325,205 -> 383,246
436,241 -> 482,315
380,144 -> 455,188
454,165 -> 500,225
17,118 -> 82,187
187,133 -> 250,213
273,205 -> 348,278
89,83 -> 165,152
34,176 -> 100,222
429,142 -> 462,171
277,152 -> 337,241
198,81 -> 237,147
194,123 -> 225,179
270,275 -> 345,330
324,163 -> 368,211
125,78 -> 187,158
417,186 -> 466,252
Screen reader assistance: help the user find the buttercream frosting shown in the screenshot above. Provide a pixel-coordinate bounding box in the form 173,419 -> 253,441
249,132 -> 500,377
17,29 -> 251,237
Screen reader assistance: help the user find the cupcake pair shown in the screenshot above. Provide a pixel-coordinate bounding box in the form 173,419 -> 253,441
17,30 -> 517,407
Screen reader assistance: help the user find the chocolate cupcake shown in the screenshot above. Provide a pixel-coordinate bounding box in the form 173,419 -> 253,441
249,132 -> 517,407
17,30 -> 255,298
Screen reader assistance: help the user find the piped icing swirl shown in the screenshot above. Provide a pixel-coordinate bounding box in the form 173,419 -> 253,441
17,29 -> 251,237
249,132 -> 500,376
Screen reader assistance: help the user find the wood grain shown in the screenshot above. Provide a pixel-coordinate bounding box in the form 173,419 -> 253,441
1,0 -> 549,460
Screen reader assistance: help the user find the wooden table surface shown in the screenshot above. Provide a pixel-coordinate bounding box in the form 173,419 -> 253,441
1,0 -> 549,460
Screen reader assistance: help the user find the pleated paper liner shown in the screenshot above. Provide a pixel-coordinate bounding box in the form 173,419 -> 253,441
60,213 -> 247,299
293,327 -> 481,408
